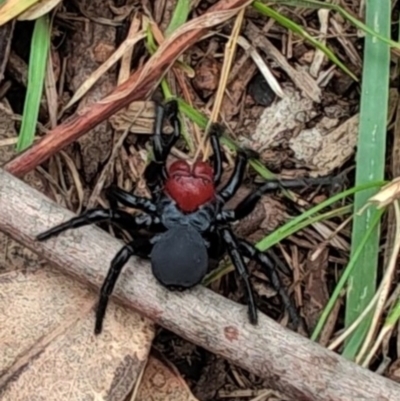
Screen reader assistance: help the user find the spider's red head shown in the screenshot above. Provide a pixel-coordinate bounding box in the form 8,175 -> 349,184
164,160 -> 215,213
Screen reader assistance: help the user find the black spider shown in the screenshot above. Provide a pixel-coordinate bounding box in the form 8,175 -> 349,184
37,100 -> 331,334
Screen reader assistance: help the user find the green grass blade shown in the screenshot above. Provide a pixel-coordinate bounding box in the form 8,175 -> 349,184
16,14 -> 50,152
384,296 -> 400,327
272,0 -> 400,51
177,99 -> 208,127
342,0 -> 391,360
165,0 -> 191,37
252,1 -> 357,81
255,181 -> 386,252
311,207 -> 386,341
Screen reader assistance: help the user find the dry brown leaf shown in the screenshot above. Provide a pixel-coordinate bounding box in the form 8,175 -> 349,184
136,353 -> 199,401
302,249 -> 330,330
0,266 -> 154,401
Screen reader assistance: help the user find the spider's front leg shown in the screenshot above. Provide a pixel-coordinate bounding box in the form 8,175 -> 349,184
106,185 -> 157,214
217,148 -> 256,204
208,123 -> 224,186
37,210 -> 159,334
36,209 -> 156,241
207,120 -> 260,199
144,100 -> 181,194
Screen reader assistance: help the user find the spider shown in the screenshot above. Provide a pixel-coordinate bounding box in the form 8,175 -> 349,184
37,99 -> 329,335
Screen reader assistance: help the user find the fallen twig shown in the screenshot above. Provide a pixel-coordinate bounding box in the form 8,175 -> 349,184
1,168 -> 400,401
3,0 -> 252,178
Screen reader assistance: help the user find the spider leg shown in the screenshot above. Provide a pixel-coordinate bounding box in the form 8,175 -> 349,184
219,227 -> 258,324
107,186 -> 157,214
219,175 -> 340,222
153,100 -> 180,161
217,149 -> 254,204
95,238 -> 152,334
144,100 -> 180,194
208,123 -> 224,186
37,209 -> 157,241
238,239 -> 301,329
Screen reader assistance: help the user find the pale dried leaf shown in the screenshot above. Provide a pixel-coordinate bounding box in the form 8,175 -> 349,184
388,359 -> 400,383
0,0 -> 39,25
18,0 -> 62,20
62,30 -> 146,112
309,9 -> 330,78
0,266 -> 154,401
109,101 -> 156,134
368,178 -> 400,208
310,221 -> 350,251
118,15 -> 142,85
136,354 -> 199,401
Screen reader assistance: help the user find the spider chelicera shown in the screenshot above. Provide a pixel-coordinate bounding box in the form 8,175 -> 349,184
37,99 -> 330,335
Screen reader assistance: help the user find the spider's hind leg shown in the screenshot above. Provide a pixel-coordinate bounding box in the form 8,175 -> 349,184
238,239 -> 302,331
219,227 -> 258,325
144,100 -> 180,194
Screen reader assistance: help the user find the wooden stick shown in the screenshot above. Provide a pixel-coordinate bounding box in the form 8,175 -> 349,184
3,0 -> 252,178
1,169 -> 400,401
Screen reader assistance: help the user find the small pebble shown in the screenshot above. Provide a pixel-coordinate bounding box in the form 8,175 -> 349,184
248,72 -> 276,107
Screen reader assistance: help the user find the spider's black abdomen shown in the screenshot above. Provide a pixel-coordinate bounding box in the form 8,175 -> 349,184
150,225 -> 208,290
